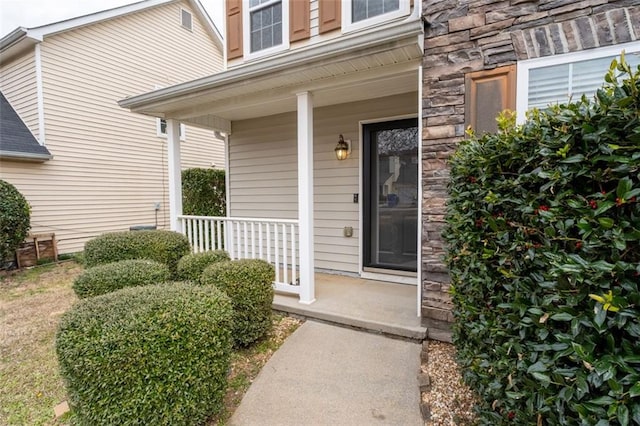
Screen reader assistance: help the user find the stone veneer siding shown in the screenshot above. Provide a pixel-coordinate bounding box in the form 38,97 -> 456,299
420,0 -> 640,331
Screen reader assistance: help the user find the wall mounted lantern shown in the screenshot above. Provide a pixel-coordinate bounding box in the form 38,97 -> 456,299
335,134 -> 350,160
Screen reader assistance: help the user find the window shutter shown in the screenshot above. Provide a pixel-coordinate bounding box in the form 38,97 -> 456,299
319,0 -> 341,34
465,65 -> 516,134
290,0 -> 310,42
226,0 -> 243,59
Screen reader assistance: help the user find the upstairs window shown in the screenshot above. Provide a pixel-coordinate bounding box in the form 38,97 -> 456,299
246,0 -> 287,56
516,44 -> 640,121
343,0 -> 409,33
352,0 -> 400,22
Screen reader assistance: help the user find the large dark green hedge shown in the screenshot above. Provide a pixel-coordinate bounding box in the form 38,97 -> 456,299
56,282 -> 234,425
201,259 -> 274,347
72,259 -> 170,298
176,250 -> 230,282
83,230 -> 190,278
182,168 -> 226,217
0,180 -> 30,263
444,57 -> 640,424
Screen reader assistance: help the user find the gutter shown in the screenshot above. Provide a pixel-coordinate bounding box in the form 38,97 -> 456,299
119,17 -> 424,109
0,28 -> 28,52
0,150 -> 53,162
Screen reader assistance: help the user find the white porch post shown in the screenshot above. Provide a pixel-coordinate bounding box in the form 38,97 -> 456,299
167,119 -> 183,233
297,91 -> 315,304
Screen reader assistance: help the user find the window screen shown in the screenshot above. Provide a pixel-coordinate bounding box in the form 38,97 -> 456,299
249,0 -> 283,53
352,0 -> 400,23
528,52 -> 640,110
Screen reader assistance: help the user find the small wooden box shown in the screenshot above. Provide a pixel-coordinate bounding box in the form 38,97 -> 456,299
16,233 -> 58,268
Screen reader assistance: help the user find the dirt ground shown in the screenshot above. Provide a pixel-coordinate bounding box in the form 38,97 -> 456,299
0,262 -> 81,425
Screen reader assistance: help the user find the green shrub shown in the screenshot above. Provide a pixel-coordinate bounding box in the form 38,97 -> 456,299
0,180 -> 30,263
444,56 -> 640,424
182,168 -> 226,217
201,259 -> 274,346
177,250 -> 230,282
72,259 -> 170,298
84,230 -> 190,277
56,282 -> 234,425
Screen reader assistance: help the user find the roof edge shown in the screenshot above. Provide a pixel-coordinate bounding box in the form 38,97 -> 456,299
1,0 -> 223,58
0,27 -> 30,51
189,0 -> 223,51
1,0 -> 223,46
0,150 -> 53,162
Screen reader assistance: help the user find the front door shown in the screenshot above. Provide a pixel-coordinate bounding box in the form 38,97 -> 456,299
363,118 -> 418,273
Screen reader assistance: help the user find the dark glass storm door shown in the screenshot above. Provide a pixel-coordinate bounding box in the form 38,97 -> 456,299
363,118 -> 419,272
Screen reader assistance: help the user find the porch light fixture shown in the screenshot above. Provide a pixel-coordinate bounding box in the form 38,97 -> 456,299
335,134 -> 350,160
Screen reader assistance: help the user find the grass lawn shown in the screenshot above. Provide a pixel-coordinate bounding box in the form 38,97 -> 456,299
0,261 -> 301,425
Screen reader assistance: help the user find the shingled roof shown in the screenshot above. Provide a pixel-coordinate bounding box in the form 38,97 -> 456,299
0,92 -> 52,161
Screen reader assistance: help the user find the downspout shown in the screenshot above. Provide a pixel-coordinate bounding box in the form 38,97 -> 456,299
224,133 -> 231,216
417,63 -> 424,318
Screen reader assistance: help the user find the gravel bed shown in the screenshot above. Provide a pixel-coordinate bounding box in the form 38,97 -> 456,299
421,340 -> 478,425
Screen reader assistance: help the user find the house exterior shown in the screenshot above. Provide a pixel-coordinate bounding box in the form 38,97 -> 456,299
0,0 -> 226,254
120,0 -> 639,335
120,0 -> 425,306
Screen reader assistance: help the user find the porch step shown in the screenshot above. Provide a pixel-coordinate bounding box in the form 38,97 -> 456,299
272,273 -> 427,341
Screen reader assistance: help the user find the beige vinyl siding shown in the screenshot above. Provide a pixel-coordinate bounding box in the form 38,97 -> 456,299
229,113 -> 299,219
0,52 -> 39,139
229,92 -> 417,273
0,0 -> 224,254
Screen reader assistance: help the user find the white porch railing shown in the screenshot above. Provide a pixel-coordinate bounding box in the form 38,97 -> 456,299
178,215 -> 300,294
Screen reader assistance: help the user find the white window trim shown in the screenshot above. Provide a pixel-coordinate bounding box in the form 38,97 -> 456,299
516,41 -> 640,123
342,0 -> 410,34
180,8 -> 193,31
157,118 -> 186,141
242,0 -> 289,61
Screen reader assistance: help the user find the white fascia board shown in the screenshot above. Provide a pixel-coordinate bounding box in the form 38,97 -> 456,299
189,0 -> 224,51
0,27 -> 30,50
119,17 -> 423,110
0,28 -> 41,61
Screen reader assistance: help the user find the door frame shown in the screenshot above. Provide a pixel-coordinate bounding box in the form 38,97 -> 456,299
357,114 -> 419,286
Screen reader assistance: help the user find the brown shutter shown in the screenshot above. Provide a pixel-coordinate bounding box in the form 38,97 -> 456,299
290,0 -> 310,42
319,0 -> 341,34
226,0 -> 243,59
465,65 -> 516,134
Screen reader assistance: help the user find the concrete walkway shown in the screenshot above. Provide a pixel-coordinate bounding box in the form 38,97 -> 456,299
230,321 -> 423,426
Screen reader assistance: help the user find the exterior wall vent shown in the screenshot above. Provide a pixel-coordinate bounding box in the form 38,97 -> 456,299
181,9 -> 192,31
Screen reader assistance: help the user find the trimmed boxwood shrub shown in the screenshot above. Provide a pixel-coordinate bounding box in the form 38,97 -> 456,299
56,282 -> 234,425
201,259 -> 274,346
84,230 -> 190,277
177,250 -> 230,282
0,180 -> 30,263
72,259 -> 170,298
444,57 -> 640,424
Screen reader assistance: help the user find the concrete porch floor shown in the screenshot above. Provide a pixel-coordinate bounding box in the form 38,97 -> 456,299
273,273 -> 427,341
